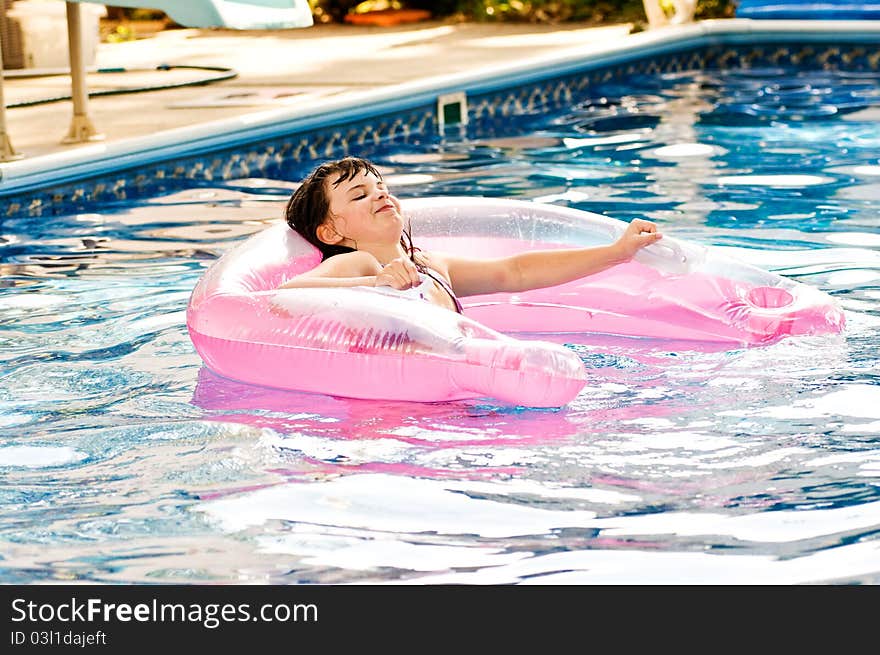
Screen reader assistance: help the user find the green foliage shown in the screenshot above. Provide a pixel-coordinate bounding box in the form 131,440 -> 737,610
105,24 -> 136,43
103,7 -> 168,21
695,0 -> 737,19
107,0 -> 738,27
307,0 -> 736,23
308,0 -> 363,23
451,1 -> 646,23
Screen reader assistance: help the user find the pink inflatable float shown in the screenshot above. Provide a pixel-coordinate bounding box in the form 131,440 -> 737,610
186,197 -> 845,407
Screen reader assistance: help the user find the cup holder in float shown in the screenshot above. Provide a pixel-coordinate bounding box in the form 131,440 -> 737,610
747,286 -> 794,309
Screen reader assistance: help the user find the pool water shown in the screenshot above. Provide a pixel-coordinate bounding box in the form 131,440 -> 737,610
2,66 -> 880,584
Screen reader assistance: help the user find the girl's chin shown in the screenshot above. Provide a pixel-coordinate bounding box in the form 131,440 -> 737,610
385,213 -> 404,228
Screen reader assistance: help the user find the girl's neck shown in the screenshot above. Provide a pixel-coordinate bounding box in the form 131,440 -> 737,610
361,242 -> 409,266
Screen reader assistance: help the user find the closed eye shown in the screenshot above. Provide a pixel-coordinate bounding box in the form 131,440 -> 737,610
346,179 -> 385,201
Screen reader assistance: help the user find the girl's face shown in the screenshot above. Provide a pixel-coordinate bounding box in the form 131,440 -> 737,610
319,169 -> 403,248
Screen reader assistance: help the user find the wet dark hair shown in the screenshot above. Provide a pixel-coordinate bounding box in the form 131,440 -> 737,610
285,156 -> 420,265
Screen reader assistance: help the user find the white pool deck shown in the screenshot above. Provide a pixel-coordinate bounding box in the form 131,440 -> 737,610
3,20 -> 633,159
2,18 -> 880,188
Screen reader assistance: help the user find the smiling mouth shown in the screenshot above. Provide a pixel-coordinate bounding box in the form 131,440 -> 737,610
377,204 -> 396,213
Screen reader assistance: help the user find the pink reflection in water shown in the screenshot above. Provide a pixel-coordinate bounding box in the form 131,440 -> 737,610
190,333 -> 706,501
191,366 -> 583,498
191,366 -> 584,449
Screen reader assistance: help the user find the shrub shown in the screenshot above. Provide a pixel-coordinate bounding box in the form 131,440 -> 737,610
308,0 -> 736,23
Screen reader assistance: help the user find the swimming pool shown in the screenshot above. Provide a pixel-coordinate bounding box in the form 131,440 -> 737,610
2,23 -> 880,584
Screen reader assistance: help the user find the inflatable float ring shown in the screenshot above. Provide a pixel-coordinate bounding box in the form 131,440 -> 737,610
187,197 -> 845,407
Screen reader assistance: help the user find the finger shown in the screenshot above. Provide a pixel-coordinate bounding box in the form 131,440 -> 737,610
377,271 -> 395,288
386,269 -> 406,289
625,223 -> 643,237
396,257 -> 420,287
408,263 -> 421,287
631,219 -> 656,233
378,267 -> 403,289
393,266 -> 415,289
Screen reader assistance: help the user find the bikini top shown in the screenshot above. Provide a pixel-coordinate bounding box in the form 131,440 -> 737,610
372,268 -> 463,314
421,267 -> 464,314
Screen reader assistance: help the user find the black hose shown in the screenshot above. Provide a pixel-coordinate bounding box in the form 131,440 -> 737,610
6,64 -> 237,108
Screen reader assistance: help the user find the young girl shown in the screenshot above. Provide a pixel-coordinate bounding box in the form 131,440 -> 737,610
280,156 -> 662,312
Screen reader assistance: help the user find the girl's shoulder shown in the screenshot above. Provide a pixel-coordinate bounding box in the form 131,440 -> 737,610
317,250 -> 382,276
415,249 -> 445,270
415,249 -> 453,282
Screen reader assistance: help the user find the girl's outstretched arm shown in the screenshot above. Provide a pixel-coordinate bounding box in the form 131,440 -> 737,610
438,218 -> 662,297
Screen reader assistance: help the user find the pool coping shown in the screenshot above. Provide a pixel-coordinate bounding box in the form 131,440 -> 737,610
2,18 -> 880,198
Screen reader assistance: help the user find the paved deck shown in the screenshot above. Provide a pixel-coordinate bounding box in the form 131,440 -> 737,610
3,20 -> 633,160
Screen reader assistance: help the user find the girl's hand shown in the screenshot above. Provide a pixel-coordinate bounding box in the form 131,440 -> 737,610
375,257 -> 421,290
613,218 -> 662,261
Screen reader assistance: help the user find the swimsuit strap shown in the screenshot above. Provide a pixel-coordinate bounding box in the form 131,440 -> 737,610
422,267 -> 464,314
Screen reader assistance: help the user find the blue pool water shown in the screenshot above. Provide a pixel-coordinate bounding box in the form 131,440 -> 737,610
2,65 -> 880,584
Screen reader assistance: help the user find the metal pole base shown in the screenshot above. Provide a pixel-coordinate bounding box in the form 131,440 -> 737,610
63,2 -> 103,145
61,115 -> 104,144
1,133 -> 23,161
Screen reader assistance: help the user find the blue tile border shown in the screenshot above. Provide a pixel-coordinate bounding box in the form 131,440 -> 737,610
3,28 -> 880,219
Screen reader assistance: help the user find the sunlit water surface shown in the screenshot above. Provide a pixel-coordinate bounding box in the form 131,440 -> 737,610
2,67 -> 880,584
